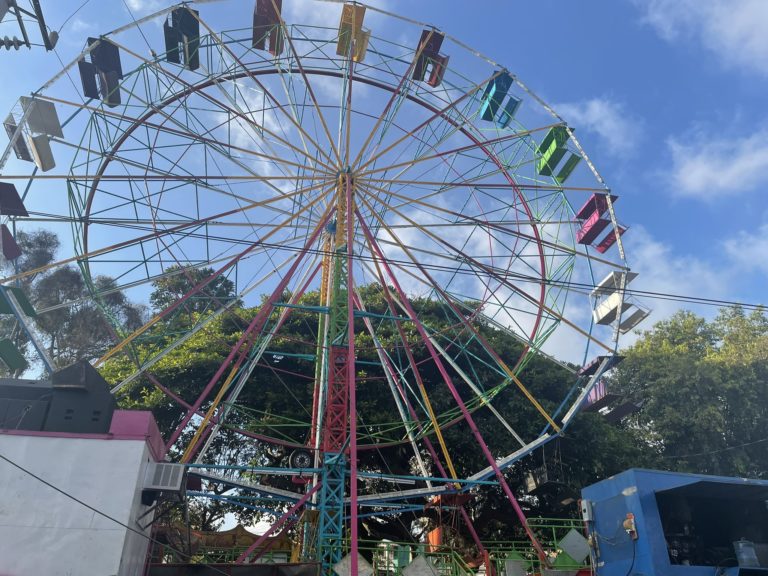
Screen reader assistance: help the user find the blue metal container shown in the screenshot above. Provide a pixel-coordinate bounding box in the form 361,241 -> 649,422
581,469 -> 768,576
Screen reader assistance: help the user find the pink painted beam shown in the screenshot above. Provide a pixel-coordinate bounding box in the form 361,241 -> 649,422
184,261 -> 323,460
165,208 -> 333,458
357,211 -> 549,563
346,173 -> 360,576
352,272 -> 489,559
595,225 -> 627,253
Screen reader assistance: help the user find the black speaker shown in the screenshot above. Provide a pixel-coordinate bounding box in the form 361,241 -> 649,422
43,360 -> 116,434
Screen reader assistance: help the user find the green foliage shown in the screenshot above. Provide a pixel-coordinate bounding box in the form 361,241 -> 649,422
612,307 -> 768,478
0,229 -> 145,373
104,274 -> 643,536
149,265 -> 239,326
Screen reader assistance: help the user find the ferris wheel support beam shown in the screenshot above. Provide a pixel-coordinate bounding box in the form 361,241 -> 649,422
315,170 -> 360,574
192,9 -> 341,168
356,69 -> 504,172
39,94 -> 335,177
91,89 -> 302,207
163,200 -> 335,456
357,190 -> 562,429
310,234 -> 332,462
109,130 -> 309,212
348,29 -> 436,168
357,122 -> 559,178
359,186 -> 615,353
338,25 -> 354,166
100,191 -> 324,404
0,180 -> 320,289
95,181 -> 334,366
352,290 -> 433,484
363,250 -> 461,480
344,170 -> 360,576
360,178 -> 611,194
235,481 -> 323,564
351,81 -> 553,354
355,253 -> 491,560
357,211 -> 549,562
428,336 -> 528,447
141,367 -> 304,448
266,0 -> 342,166
189,257 -> 324,463
108,38 -> 339,174
135,100 -> 319,332
195,61 -> 311,184
366,182 -> 627,271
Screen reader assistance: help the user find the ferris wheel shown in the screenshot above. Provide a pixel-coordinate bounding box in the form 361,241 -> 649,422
0,0 -> 649,572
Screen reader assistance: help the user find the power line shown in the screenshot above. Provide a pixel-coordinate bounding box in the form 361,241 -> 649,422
660,436 -> 768,460
56,0 -> 92,33
13,212 -> 767,313
16,231 -> 748,317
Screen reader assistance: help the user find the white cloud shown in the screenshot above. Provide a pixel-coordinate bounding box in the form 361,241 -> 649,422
723,223 -> 768,276
285,0 -> 392,29
69,18 -> 93,33
620,226 -> 728,341
634,0 -> 768,76
554,97 -> 642,157
124,0 -> 163,12
285,0 -> 340,29
667,128 -> 768,199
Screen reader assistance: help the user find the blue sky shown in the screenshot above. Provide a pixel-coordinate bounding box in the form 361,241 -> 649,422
1,0 -> 766,350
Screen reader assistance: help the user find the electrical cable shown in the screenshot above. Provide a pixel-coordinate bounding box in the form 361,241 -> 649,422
56,0 -> 92,33
11,210 -> 767,313
0,450 -> 233,576
120,0 -> 154,52
660,436 -> 768,459
623,537 -> 636,576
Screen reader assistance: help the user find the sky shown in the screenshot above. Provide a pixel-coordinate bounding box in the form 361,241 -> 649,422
0,0 -> 766,358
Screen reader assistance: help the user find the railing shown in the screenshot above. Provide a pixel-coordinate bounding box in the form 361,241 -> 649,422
151,543 -> 291,565
489,518 -> 591,575
356,541 -> 475,576
149,517 -> 591,574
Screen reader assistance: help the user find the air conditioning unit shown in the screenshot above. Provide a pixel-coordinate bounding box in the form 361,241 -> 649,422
142,462 -> 186,505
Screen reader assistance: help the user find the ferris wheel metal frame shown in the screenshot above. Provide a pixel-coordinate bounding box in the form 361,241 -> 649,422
0,0 -> 651,572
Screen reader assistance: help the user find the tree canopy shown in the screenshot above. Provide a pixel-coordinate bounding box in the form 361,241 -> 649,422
5,230 -> 765,542
611,307 -> 768,478
102,271 -> 644,538
0,229 -> 145,373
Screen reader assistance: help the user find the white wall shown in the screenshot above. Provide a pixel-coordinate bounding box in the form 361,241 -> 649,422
0,434 -> 155,576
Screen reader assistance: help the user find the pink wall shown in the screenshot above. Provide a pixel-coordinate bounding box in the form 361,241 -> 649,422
0,410 -> 165,461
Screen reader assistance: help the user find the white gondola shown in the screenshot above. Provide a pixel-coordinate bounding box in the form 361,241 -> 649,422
591,271 -> 649,332
3,97 -> 62,172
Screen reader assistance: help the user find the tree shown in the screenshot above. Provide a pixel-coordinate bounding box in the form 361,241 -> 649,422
1,229 -> 60,288
149,265 -> 238,324
32,267 -> 146,365
104,280 -> 643,537
611,307 -> 768,478
0,229 -> 145,372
